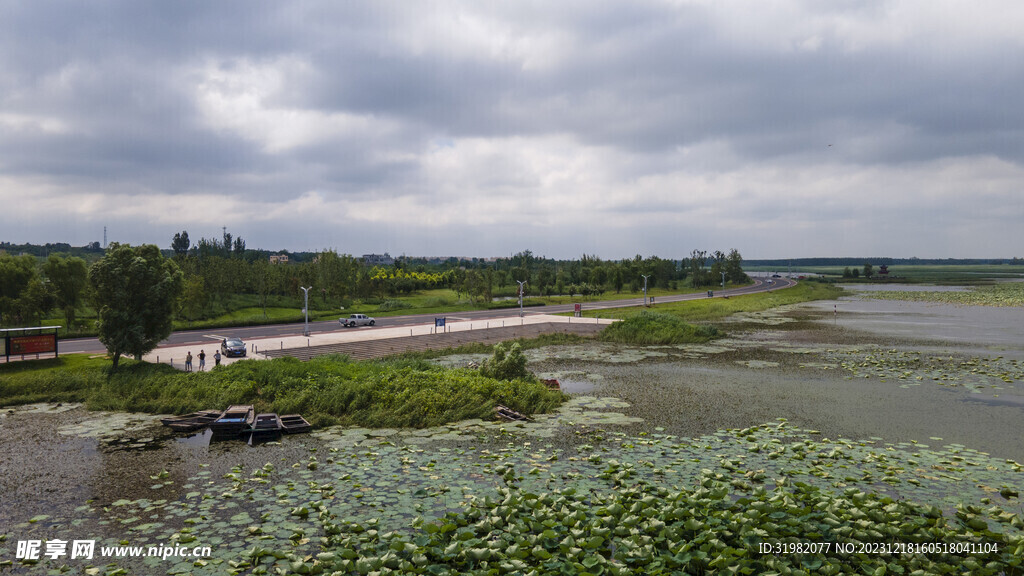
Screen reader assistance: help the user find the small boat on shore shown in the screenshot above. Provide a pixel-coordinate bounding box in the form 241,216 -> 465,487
249,413 -> 282,437
160,410 -> 222,432
542,378 -> 561,390
279,414 -> 312,434
494,404 -> 530,422
209,405 -> 254,435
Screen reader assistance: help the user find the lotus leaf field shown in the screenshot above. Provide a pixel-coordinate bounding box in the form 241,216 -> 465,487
2,399 -> 1023,575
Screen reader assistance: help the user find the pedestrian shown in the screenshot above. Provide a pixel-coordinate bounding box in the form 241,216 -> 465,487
185,351 -> 193,372
214,350 -> 221,367
198,349 -> 206,371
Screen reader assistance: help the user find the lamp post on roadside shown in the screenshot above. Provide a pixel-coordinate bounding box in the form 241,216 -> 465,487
300,286 -> 311,337
641,275 -> 650,307
516,280 -> 527,317
721,271 -> 726,289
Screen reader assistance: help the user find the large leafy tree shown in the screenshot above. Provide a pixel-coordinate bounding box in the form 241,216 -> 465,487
0,254 -> 38,325
89,243 -> 183,368
724,248 -> 749,284
43,254 -> 88,329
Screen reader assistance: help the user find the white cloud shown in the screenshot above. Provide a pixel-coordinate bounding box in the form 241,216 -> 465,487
192,58 -> 400,153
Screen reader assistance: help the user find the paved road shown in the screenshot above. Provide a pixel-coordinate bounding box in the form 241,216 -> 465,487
59,276 -> 796,354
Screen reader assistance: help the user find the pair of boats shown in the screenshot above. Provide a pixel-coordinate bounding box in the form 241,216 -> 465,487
160,405 -> 311,437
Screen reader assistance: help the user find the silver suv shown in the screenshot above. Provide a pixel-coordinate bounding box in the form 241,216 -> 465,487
340,313 -> 376,327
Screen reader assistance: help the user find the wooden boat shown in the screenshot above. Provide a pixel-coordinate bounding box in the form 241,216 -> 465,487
160,410 -> 222,432
249,413 -> 282,437
494,405 -> 530,422
542,378 -> 561,390
279,414 -> 312,434
209,405 -> 254,435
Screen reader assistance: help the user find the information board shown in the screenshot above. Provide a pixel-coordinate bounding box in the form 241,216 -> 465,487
0,337 -> 6,356
10,334 -> 57,355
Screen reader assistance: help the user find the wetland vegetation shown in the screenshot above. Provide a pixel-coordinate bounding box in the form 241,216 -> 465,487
4,278 -> 1024,574
0,353 -> 563,428
859,281 -> 1024,307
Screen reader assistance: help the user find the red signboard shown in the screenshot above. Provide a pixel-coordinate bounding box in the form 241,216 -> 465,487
10,334 -> 57,355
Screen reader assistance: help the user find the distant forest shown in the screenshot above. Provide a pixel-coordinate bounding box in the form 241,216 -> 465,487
5,242 -> 1021,268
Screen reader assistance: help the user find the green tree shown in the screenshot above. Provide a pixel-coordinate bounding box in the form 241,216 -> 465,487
0,254 -> 38,325
724,249 -> 748,284
89,243 -> 184,369
179,274 -> 207,323
171,230 -> 190,257
689,250 -> 710,287
43,255 -> 89,329
19,277 -> 56,327
863,263 -> 874,279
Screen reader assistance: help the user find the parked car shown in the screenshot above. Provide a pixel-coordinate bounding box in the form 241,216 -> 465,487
221,337 -> 247,357
340,313 -> 375,327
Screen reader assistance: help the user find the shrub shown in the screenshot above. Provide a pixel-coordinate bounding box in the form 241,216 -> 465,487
600,311 -> 720,345
377,299 -> 412,312
479,342 -> 531,381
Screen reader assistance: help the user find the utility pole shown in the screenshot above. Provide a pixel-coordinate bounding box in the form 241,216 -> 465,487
516,280 -> 527,317
641,275 -> 650,307
300,286 -> 311,336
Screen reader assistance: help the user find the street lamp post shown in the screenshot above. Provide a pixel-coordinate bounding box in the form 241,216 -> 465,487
641,275 -> 650,306
300,286 -> 311,337
516,280 -> 527,317
721,271 -> 726,289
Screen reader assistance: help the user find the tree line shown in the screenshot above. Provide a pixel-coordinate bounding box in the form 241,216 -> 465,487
0,230 -> 749,332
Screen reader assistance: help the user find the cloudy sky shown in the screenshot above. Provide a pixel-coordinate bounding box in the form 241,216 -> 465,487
2,1 -> 1023,259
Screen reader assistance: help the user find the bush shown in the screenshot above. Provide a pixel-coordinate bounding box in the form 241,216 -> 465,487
600,311 -> 720,345
479,342 -> 531,381
377,299 -> 412,312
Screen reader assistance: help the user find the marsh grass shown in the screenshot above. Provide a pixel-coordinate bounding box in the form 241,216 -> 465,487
0,354 -> 565,428
599,311 -> 720,345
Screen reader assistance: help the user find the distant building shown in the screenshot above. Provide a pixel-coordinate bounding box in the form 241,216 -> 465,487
878,265 -> 890,275
362,253 -> 394,266
269,254 -> 289,264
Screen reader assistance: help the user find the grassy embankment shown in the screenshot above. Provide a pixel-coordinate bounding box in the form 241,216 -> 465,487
0,354 -> 563,428
582,280 -> 844,324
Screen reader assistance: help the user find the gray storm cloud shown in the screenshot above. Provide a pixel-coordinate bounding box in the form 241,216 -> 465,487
1,0 -> 1022,258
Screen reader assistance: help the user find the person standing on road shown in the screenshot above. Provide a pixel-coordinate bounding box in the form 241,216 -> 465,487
214,350 -> 221,367
185,351 -> 193,372
198,350 -> 206,371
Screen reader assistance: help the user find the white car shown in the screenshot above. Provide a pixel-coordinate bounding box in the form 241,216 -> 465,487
340,313 -> 376,327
